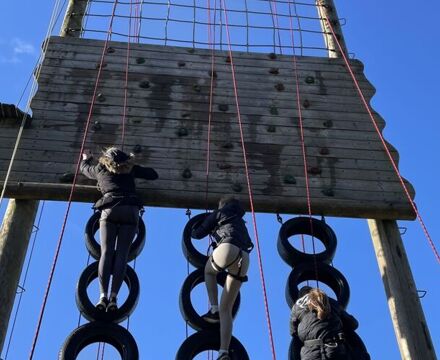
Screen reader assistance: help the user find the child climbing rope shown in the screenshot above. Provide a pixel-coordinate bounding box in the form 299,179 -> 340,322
290,287 -> 370,360
80,147 -> 158,312
191,196 -> 254,360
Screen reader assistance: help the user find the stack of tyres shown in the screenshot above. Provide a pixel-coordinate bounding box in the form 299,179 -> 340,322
176,213 -> 249,360
59,211 -> 145,360
277,217 -> 350,359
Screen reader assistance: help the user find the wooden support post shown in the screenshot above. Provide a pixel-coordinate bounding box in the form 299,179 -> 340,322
316,1 -> 437,358
315,0 -> 348,58
0,199 -> 39,353
368,220 -> 437,360
60,0 -> 89,37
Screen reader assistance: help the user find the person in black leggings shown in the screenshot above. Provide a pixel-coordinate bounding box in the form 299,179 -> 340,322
81,147 -> 158,311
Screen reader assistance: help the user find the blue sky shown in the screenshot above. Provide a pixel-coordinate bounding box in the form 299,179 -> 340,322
0,0 -> 439,359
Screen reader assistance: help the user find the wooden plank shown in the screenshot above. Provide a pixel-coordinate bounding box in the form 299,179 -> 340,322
0,36 -> 414,219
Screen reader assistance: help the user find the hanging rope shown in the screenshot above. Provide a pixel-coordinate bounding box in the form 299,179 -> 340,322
220,1 -> 276,358
324,17 -> 440,265
28,2 -> 122,358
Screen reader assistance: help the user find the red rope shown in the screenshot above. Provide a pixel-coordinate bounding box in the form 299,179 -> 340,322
285,0 -> 319,283
28,2 -> 120,358
220,1 -> 276,358
324,18 -> 440,264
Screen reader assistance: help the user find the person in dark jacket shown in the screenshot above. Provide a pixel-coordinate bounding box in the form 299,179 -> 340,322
191,196 -> 253,360
290,287 -> 370,360
290,287 -> 356,360
80,147 -> 158,311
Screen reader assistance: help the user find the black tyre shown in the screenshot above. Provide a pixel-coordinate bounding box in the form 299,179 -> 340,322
175,330 -> 249,360
84,211 -> 146,261
182,213 -> 210,268
285,262 -> 350,309
76,261 -> 139,323
59,321 -> 138,359
277,217 -> 337,267
179,268 -> 241,331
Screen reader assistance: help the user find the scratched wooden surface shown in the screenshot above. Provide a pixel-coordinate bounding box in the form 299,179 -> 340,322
0,36 -> 415,219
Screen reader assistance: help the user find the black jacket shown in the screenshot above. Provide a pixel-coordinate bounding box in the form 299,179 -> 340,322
191,199 -> 253,251
80,158 -> 158,209
290,296 -> 357,360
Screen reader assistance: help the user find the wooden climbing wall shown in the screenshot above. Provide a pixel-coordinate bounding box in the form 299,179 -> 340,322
0,36 -> 415,219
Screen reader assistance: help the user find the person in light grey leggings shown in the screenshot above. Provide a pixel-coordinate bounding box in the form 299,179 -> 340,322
192,197 -> 253,360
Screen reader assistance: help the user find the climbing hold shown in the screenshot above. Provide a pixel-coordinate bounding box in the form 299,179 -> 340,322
305,76 -> 315,84
59,172 -> 74,183
269,68 -> 279,75
308,166 -> 321,175
267,125 -> 276,133
323,120 -> 333,128
226,55 -> 231,63
193,84 -> 201,93
92,121 -> 101,131
178,60 -> 186,67
95,62 -> 107,69
182,168 -> 192,179
320,147 -> 330,155
218,104 -> 229,112
222,142 -> 233,149
181,112 -> 191,118
139,81 -> 150,89
187,48 -> 195,54
302,99 -> 310,108
270,105 -> 279,115
136,57 -> 145,64
132,144 -> 142,153
268,52 -> 277,59
208,70 -> 217,78
275,83 -> 285,91
217,163 -> 232,170
96,93 -> 106,102
106,47 -> 115,54
231,183 -> 243,192
283,175 -> 296,184
322,188 -> 335,197
176,127 -> 189,137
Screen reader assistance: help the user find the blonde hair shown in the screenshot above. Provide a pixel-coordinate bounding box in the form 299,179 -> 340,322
98,147 -> 135,174
307,288 -> 331,320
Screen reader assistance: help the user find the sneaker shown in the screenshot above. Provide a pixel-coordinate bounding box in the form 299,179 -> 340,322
201,310 -> 220,323
95,297 -> 108,311
107,296 -> 118,312
217,353 -> 230,360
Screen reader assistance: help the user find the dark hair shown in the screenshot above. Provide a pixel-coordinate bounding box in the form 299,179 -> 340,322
218,195 -> 237,209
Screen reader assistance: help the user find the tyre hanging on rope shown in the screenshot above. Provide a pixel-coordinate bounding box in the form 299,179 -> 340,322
84,211 -> 146,262
277,217 -> 337,267
175,330 -> 249,360
75,261 -> 140,323
285,262 -> 350,309
179,268 -> 241,331
182,213 -> 210,268
59,321 -> 139,360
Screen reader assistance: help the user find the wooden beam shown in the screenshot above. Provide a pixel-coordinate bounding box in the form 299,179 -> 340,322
368,220 -> 437,359
60,0 -> 89,38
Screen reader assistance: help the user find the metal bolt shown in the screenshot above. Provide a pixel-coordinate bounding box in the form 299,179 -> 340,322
305,76 -> 315,84
106,47 -> 115,54
136,57 -> 145,64
283,175 -> 296,184
275,83 -> 285,91
269,68 -> 279,75
232,183 -> 243,192
176,127 -> 189,137
139,81 -> 150,89
182,168 -> 192,179
218,104 -> 229,112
